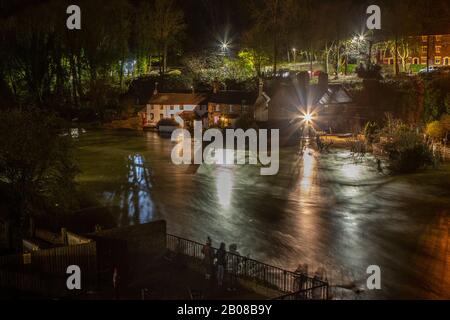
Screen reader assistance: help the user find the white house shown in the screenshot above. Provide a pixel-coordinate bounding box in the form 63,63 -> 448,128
142,93 -> 209,128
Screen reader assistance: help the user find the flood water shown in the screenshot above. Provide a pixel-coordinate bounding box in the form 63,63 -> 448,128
76,130 -> 450,299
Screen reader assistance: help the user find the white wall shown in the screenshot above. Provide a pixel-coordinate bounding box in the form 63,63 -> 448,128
146,104 -> 207,126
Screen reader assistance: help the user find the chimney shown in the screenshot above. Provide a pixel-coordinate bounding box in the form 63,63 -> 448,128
153,82 -> 159,95
258,78 -> 264,96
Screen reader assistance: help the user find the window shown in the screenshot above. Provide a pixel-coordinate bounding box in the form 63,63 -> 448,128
412,58 -> 419,65
180,105 -> 184,111
444,57 -> 450,66
160,114 -> 164,119
170,105 -> 174,110
436,46 -> 441,54
435,57 -> 441,65
215,105 -> 220,112
421,57 -> 427,64
160,105 -> 164,110
421,36 -> 428,42
422,46 -> 428,54
435,35 -> 442,42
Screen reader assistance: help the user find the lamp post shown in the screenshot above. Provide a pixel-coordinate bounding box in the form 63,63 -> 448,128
292,48 -> 297,64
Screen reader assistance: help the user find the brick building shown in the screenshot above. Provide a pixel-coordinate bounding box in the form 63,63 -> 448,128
380,34 -> 450,67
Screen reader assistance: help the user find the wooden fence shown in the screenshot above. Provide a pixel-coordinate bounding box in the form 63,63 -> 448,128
0,242 -> 97,297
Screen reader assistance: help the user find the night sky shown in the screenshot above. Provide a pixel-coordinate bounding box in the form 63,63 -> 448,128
180,0 -> 251,53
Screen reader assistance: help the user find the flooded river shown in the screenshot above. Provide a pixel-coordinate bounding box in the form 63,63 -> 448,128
76,130 -> 450,299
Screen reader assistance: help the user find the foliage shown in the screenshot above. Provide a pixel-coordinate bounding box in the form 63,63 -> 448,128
422,76 -> 450,122
0,108 -> 79,250
151,0 -> 185,74
356,64 -> 382,80
363,121 -> 379,144
426,121 -> 445,141
377,117 -> 433,173
441,114 -> 450,134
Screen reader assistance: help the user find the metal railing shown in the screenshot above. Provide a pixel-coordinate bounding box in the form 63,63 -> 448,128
167,234 -> 329,300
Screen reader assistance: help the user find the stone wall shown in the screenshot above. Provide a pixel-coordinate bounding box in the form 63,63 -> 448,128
89,220 -> 167,279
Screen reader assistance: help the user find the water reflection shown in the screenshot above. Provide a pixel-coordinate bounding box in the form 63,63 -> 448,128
216,167 -> 234,209
300,148 -> 315,191
76,131 -> 450,299
104,153 -> 155,226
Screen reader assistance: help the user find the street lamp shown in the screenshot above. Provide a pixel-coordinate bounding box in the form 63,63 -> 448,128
219,40 -> 230,55
292,48 -> 297,64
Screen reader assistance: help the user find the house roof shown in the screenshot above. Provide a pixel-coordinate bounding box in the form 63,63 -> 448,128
148,93 -> 208,105
209,91 -> 258,105
318,85 -> 353,105
263,79 -> 353,112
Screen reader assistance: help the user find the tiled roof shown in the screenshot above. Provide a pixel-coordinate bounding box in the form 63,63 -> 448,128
148,93 -> 209,105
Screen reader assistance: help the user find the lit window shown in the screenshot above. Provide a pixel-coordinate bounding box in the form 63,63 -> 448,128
435,57 -> 441,65
436,46 -> 441,54
422,46 -> 428,54
421,36 -> 428,42
436,35 -> 442,42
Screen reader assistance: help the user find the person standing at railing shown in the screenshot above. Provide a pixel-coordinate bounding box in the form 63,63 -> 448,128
227,244 -> 241,291
201,237 -> 214,280
215,242 -> 227,287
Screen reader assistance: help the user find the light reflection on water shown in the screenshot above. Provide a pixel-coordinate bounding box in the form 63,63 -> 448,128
76,131 -> 450,299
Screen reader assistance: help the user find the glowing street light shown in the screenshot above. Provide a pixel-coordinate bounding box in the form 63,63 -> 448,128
300,112 -> 315,125
292,48 -> 297,64
219,40 -> 231,54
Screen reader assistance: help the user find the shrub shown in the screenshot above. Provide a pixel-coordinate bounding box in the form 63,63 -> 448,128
356,63 -> 382,80
377,118 -> 433,173
364,121 -> 379,144
426,121 -> 444,141
441,114 -> 450,139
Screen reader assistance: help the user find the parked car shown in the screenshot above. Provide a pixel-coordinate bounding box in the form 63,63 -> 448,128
418,66 -> 439,74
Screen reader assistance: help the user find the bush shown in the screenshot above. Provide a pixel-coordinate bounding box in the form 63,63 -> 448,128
441,114 -> 450,138
377,118 -> 433,173
356,63 -> 382,80
0,108 -> 79,251
426,121 -> 444,141
364,121 -> 379,144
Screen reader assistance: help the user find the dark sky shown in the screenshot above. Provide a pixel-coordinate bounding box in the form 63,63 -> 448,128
180,0 -> 251,53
